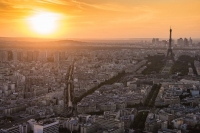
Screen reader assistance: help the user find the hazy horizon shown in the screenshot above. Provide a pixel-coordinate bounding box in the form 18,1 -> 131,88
0,37 -> 200,43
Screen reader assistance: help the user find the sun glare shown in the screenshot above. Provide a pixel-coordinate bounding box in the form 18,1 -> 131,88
27,12 -> 61,35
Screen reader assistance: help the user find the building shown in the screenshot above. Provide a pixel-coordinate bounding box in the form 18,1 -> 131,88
158,129 -> 181,133
80,116 -> 124,133
59,51 -> 65,61
54,52 -> 59,63
33,51 -> 39,61
80,123 -> 97,133
189,37 -> 193,45
0,126 -> 19,133
171,118 -> 183,129
184,38 -> 188,46
188,67 -> 194,76
177,38 -> 183,45
17,51 -> 23,61
38,51 -> 47,62
12,50 -> 18,61
95,117 -> 124,132
7,51 -> 13,61
0,124 -> 29,133
1,51 -> 8,61
27,51 -> 33,62
152,38 -> 159,45
33,120 -> 59,133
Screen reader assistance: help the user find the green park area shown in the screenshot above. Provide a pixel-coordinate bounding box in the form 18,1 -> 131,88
144,84 -> 161,107
142,55 -> 165,75
74,71 -> 126,103
130,111 -> 149,130
171,55 -> 197,75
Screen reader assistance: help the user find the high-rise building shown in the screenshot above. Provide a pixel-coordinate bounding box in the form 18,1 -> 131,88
189,37 -> 193,45
155,38 -> 159,44
152,38 -> 155,44
184,38 -> 189,46
177,38 -> 183,45
152,38 -> 159,44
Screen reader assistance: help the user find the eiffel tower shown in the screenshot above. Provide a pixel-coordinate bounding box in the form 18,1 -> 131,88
167,28 -> 173,57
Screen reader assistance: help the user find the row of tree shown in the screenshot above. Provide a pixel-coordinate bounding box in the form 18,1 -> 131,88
74,71 -> 126,103
144,84 -> 161,107
130,111 -> 149,129
171,55 -> 198,75
142,55 -> 165,75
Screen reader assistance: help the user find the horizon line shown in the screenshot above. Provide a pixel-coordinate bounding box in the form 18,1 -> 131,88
0,36 -> 200,40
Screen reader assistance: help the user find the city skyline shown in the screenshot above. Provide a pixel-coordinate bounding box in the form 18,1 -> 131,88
0,0 -> 200,39
1,1 -> 200,133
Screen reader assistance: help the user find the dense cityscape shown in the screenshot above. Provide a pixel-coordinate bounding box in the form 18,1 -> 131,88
0,0 -> 200,132
0,28 -> 199,133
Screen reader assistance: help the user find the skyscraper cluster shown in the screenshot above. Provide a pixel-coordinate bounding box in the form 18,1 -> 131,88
152,38 -> 159,44
177,37 -> 192,46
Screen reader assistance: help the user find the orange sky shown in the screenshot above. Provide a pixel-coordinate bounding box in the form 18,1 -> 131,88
0,0 -> 200,39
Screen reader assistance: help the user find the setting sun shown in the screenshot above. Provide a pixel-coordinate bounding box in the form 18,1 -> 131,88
27,12 -> 61,35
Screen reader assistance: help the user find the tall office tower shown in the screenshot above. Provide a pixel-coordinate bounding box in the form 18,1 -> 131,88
12,50 -> 18,61
184,38 -> 189,46
189,37 -> 193,45
152,38 -> 155,44
177,38 -> 183,45
152,38 -> 159,44
167,28 -> 173,57
155,38 -> 159,44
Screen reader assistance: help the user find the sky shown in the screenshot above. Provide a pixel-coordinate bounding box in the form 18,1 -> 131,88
0,0 -> 200,39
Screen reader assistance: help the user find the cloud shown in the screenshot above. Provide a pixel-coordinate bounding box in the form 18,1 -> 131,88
36,0 -> 69,5
0,0 -> 158,26
0,0 -> 13,10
